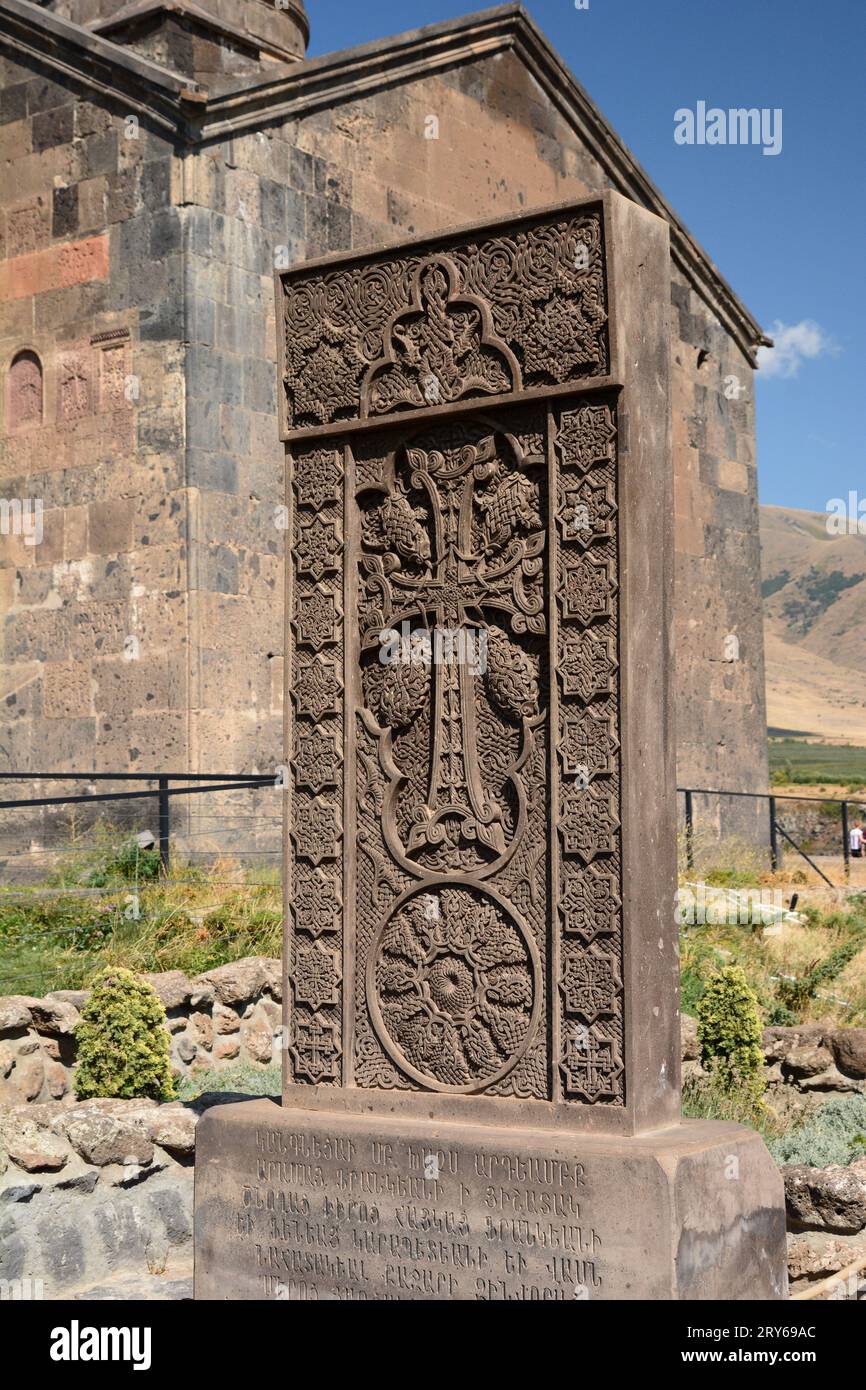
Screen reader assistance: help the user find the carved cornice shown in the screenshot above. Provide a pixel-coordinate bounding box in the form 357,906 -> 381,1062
90,0 -> 309,66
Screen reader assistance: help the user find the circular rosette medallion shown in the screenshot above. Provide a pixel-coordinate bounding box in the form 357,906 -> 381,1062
368,882 -> 540,1093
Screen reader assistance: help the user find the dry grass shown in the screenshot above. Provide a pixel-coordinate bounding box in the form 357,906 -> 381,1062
678,833 -> 866,1026
0,851 -> 282,995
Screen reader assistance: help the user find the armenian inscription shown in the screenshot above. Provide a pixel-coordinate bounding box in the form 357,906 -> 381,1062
233,1125 -> 601,1301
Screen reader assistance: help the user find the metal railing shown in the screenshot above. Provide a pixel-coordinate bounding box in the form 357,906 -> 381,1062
0,771 -> 277,871
0,771 -> 283,996
680,785 -> 866,887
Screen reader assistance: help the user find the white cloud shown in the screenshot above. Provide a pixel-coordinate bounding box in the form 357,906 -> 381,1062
757,319 -> 838,378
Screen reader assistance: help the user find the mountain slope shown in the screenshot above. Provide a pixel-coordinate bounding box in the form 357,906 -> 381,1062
760,505 -> 866,739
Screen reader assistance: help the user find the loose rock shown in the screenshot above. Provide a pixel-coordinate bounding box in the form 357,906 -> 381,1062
147,1106 -> 197,1156
28,998 -> 79,1037
0,996 -> 36,1031
784,1162 -> 866,1234
831,1029 -> 866,1081
62,1112 -> 154,1168
1,1117 -> 69,1172
140,971 -> 194,1011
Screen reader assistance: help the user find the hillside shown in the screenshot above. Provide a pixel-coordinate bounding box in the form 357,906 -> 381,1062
760,504 -> 866,741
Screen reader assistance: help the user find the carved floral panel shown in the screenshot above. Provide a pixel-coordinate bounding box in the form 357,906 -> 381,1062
351,409 -> 551,1098
280,206 -> 608,432
287,443 -> 345,1086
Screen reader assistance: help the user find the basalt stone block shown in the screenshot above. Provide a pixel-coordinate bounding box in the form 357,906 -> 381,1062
194,1101 -> 787,1301
52,183 -> 78,238
0,82 -> 28,124
31,104 -> 74,152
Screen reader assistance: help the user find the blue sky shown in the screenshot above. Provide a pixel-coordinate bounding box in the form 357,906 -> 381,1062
309,0 -> 864,513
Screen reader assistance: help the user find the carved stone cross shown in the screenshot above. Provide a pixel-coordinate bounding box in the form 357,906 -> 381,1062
195,191 -> 788,1304
275,192 -> 677,1122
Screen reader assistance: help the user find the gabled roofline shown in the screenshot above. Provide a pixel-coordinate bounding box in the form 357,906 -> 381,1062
0,0 -> 207,133
90,0 -> 308,67
0,0 -> 768,360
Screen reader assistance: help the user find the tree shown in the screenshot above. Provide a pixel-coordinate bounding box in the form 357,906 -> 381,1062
697,964 -> 765,1102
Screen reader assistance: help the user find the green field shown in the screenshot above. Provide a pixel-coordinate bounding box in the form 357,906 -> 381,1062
769,736 -> 866,790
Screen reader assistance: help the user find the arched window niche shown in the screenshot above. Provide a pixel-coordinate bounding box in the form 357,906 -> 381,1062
7,349 -> 44,430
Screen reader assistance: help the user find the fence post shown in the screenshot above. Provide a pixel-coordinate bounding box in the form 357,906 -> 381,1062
158,776 -> 170,874
769,795 -> 779,871
842,800 -> 850,880
684,789 -> 694,870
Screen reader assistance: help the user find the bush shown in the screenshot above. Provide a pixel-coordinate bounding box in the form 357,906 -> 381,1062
680,938 -> 724,1015
74,966 -> 175,1101
85,838 -> 161,888
774,915 -> 866,1016
767,1095 -> 866,1168
697,964 -> 765,1104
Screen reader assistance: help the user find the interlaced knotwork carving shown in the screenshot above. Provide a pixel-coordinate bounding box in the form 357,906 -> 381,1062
357,419 -> 546,880
281,207 -> 626,1109
553,400 -> 624,1104
287,443 -> 345,1087
281,210 -> 608,430
351,409 -> 551,1097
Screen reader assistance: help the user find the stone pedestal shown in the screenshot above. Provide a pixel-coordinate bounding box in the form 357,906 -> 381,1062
194,1100 -> 787,1300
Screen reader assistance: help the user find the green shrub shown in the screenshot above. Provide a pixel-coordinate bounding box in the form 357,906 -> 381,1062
74,966 -> 175,1101
766,1002 -> 799,1027
85,839 -> 161,888
774,913 -> 866,1016
679,938 -> 724,1016
767,1095 -> 866,1168
697,964 -> 765,1103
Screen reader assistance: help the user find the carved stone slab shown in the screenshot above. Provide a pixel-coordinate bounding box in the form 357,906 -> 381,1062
278,193 -> 678,1137
277,205 -> 609,436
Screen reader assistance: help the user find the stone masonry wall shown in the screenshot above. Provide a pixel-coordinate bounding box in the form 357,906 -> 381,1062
0,954 -> 283,1107
0,52 -> 191,845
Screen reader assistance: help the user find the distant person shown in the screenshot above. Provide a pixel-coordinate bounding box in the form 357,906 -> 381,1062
851,822 -> 864,858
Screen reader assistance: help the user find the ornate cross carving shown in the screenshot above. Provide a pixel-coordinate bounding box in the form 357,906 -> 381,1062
359,421 -> 545,877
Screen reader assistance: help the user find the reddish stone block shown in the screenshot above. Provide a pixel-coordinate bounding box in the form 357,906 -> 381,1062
0,233 -> 109,301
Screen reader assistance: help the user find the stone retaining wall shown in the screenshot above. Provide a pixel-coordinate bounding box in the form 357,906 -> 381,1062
681,1014 -> 866,1297
0,956 -> 283,1108
0,1094 -> 215,1299
681,1015 -> 866,1095
2,1088 -> 865,1300
2,969 -> 866,1297
4,962 -> 865,1110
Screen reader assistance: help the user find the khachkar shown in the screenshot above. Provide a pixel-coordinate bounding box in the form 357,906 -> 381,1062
195,192 -> 787,1300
